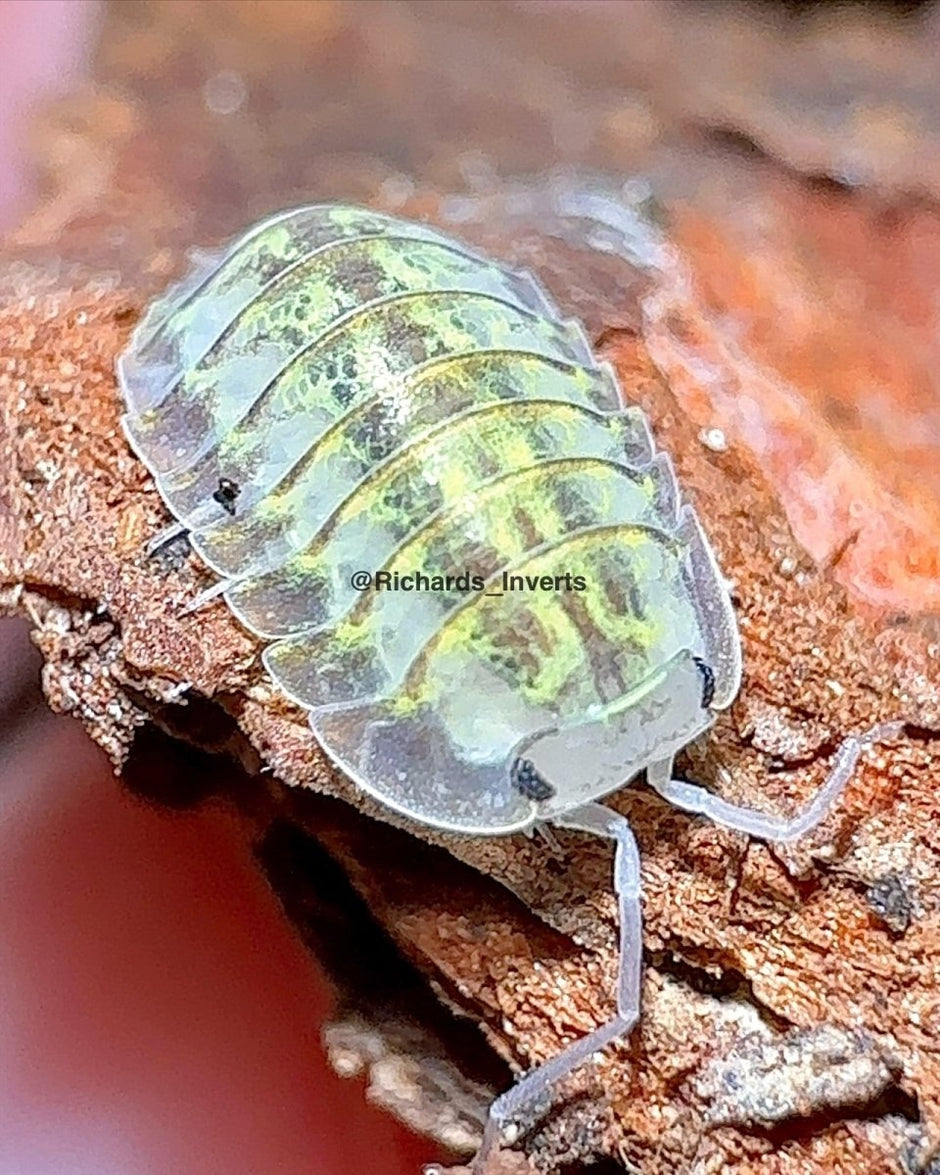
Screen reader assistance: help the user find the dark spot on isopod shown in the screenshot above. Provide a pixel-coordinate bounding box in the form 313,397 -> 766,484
213,477 -> 241,516
332,382 -> 355,408
693,656 -> 716,709
510,757 -> 556,802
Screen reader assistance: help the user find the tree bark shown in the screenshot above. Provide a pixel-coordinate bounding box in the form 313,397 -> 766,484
2,4 -> 939,1171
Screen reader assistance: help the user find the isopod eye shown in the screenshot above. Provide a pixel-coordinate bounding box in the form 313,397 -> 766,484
510,757 -> 556,803
692,656 -> 716,709
212,477 -> 240,516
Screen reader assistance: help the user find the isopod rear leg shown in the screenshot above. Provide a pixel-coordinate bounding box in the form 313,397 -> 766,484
473,803 -> 642,1173
144,521 -> 229,615
145,519 -> 188,556
646,721 -> 905,843
180,577 -> 232,615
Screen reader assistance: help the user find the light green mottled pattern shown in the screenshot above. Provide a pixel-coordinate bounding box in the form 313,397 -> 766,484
123,206 -> 410,413
262,461 -> 676,710
127,234 -> 550,475
190,351 -> 622,576
401,525 -> 700,764
156,294 -> 590,524
224,400 -> 636,638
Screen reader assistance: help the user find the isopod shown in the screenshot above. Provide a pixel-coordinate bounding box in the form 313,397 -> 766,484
117,204 -> 902,1169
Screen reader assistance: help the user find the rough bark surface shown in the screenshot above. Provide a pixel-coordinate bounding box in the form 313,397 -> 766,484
2,3 -> 940,1173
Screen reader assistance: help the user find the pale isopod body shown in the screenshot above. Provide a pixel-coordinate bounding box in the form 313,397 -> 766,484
118,205 -> 897,1167
119,203 -> 741,836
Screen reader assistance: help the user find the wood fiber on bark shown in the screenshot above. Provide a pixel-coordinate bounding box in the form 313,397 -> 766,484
2,3 -> 940,1172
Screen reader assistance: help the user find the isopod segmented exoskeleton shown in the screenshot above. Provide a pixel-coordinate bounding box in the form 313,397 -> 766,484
117,204 -> 903,1169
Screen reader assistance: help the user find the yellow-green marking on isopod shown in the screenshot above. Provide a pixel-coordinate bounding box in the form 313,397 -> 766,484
189,351 -> 630,577
260,458 -> 679,712
222,398 -> 644,638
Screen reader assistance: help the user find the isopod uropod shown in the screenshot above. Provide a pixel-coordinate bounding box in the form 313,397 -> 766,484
117,204 -> 902,1168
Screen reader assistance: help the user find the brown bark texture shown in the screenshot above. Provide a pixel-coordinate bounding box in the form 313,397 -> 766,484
2,3 -> 940,1173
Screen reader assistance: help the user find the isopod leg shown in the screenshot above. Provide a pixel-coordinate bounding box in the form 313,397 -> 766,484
646,721 -> 905,844
145,519 -> 189,556
180,577 -> 232,616
473,803 -> 642,1172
